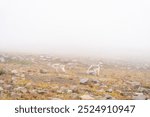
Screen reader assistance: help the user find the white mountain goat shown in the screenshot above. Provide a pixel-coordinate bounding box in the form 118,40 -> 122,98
51,63 -> 66,73
86,62 -> 103,76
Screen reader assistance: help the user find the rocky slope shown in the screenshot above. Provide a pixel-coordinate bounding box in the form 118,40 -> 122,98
0,53 -> 150,100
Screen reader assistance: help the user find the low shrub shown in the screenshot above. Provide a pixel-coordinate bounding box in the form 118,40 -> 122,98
0,69 -> 6,75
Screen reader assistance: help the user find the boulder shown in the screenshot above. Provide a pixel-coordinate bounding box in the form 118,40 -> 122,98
80,78 -> 89,84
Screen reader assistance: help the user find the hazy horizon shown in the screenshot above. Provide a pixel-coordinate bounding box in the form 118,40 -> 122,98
0,0 -> 150,61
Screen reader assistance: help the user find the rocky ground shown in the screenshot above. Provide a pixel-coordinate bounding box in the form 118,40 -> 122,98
0,53 -> 150,100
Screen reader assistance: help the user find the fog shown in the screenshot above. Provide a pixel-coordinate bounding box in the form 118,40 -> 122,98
0,0 -> 150,61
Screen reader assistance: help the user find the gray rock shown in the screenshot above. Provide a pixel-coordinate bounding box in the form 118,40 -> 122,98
134,93 -> 143,96
137,87 -> 149,94
80,94 -> 95,100
132,94 -> 147,100
80,78 -> 89,84
14,87 -> 28,93
37,89 -> 48,94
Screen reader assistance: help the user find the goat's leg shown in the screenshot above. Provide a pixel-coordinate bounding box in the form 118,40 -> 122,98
62,67 -> 66,73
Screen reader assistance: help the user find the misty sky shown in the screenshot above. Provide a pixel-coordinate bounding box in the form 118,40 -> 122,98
0,0 -> 150,59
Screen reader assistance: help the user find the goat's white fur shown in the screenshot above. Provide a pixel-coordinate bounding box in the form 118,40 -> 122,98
87,62 -> 103,76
